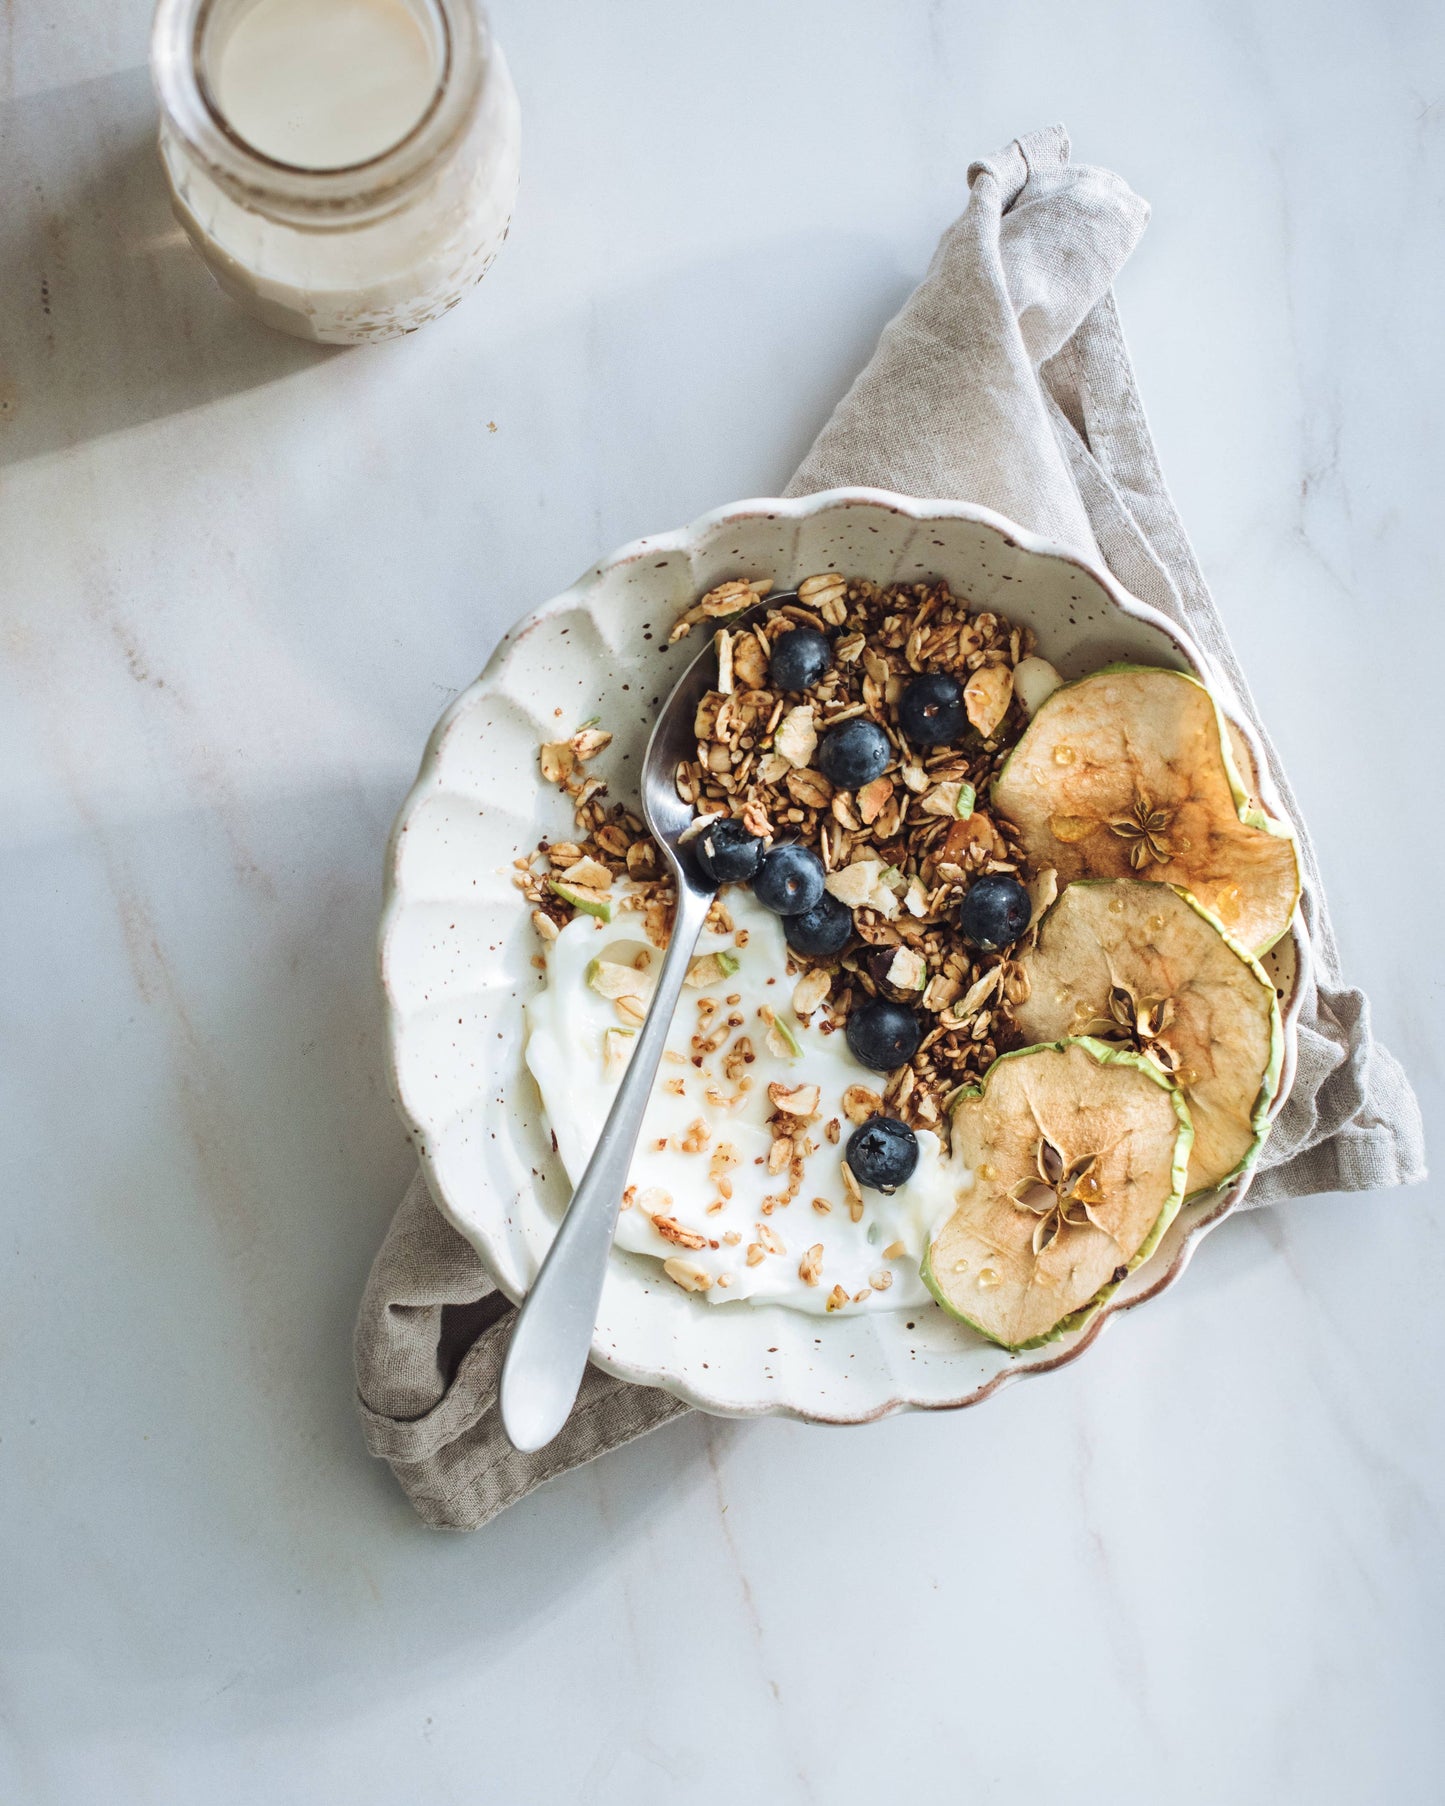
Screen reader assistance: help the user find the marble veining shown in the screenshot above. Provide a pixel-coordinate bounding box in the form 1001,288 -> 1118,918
1,2 -> 1441,1803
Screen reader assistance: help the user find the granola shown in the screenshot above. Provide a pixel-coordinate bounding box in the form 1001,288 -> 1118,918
521,573 -> 1050,1149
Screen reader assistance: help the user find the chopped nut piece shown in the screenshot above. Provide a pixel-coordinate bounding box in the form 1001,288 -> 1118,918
1027,865 -> 1059,929
767,1136 -> 793,1175
745,1243 -> 766,1266
798,1244 -> 825,1287
882,1240 -> 907,1260
923,973 -> 963,1012
733,631 -> 769,688
652,1214 -> 708,1249
602,1027 -> 634,1079
539,742 -> 576,785
530,909 -> 560,942
799,572 -> 849,622
663,1258 -> 712,1292
570,727 -> 613,761
964,663 -> 1014,736
842,1085 -> 883,1124
768,1081 -> 821,1118
785,766 -> 833,808
825,1284 -> 849,1312
958,964 -> 1004,1017
670,577 -> 773,642
869,1269 -> 894,1292
758,1223 -> 786,1256
791,968 -> 831,1017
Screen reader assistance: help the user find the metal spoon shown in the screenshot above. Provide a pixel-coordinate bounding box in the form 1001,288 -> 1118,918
499,595 -> 789,1452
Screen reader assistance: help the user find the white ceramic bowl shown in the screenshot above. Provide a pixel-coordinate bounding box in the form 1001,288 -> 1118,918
381,488 -> 1308,1423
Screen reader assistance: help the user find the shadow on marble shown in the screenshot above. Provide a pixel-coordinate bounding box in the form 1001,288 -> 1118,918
0,66 -> 336,471
0,788 -> 716,1737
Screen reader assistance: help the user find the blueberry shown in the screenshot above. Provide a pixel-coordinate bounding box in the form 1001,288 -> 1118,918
690,817 -> 765,886
783,892 -> 853,957
845,1115 -> 920,1191
958,872 -> 1032,949
817,718 -> 892,790
768,627 -> 831,691
898,672 -> 966,747
845,997 -> 923,1072
753,843 -> 826,916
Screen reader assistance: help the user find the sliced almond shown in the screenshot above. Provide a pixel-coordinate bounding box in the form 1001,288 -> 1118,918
662,1257 -> 712,1292
964,663 -> 1013,737
570,727 -> 613,761
539,742 -> 576,785
791,968 -> 831,1017
768,1081 -> 821,1117
653,1214 -> 708,1249
958,964 -> 1004,1017
1026,866 -> 1059,928
842,1084 -> 883,1124
785,766 -> 834,808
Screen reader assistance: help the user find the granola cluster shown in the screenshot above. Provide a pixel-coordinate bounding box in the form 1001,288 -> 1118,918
518,570 -> 1058,1146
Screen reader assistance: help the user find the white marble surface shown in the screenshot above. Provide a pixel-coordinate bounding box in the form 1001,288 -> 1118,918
1,2 -> 1442,1801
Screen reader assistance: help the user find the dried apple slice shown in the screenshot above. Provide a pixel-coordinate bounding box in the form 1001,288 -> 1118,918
991,666 -> 1300,954
1015,880 -> 1281,1197
924,1039 -> 1192,1350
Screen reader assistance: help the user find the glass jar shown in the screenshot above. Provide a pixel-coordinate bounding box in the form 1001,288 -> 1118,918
150,0 -> 520,344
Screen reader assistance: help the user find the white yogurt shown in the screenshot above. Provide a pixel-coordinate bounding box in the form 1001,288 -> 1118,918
525,889 -> 971,1314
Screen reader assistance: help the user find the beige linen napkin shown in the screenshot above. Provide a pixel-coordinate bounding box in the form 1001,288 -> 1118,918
354,125 -> 1425,1530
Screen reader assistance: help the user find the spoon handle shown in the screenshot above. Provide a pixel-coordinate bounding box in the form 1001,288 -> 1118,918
499,881 -> 715,1453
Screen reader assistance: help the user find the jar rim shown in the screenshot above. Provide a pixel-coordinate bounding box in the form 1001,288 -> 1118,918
151,0 -> 489,222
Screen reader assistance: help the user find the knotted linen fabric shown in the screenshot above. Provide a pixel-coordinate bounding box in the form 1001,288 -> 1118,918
354,124 -> 1426,1530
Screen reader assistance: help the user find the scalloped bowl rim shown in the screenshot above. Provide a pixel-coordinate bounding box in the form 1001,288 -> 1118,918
381,486 -> 1311,1424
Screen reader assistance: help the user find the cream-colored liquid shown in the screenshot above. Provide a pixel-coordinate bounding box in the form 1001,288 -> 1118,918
213,0 -> 439,171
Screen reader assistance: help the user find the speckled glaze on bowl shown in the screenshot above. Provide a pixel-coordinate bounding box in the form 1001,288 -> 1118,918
381,488 -> 1309,1424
